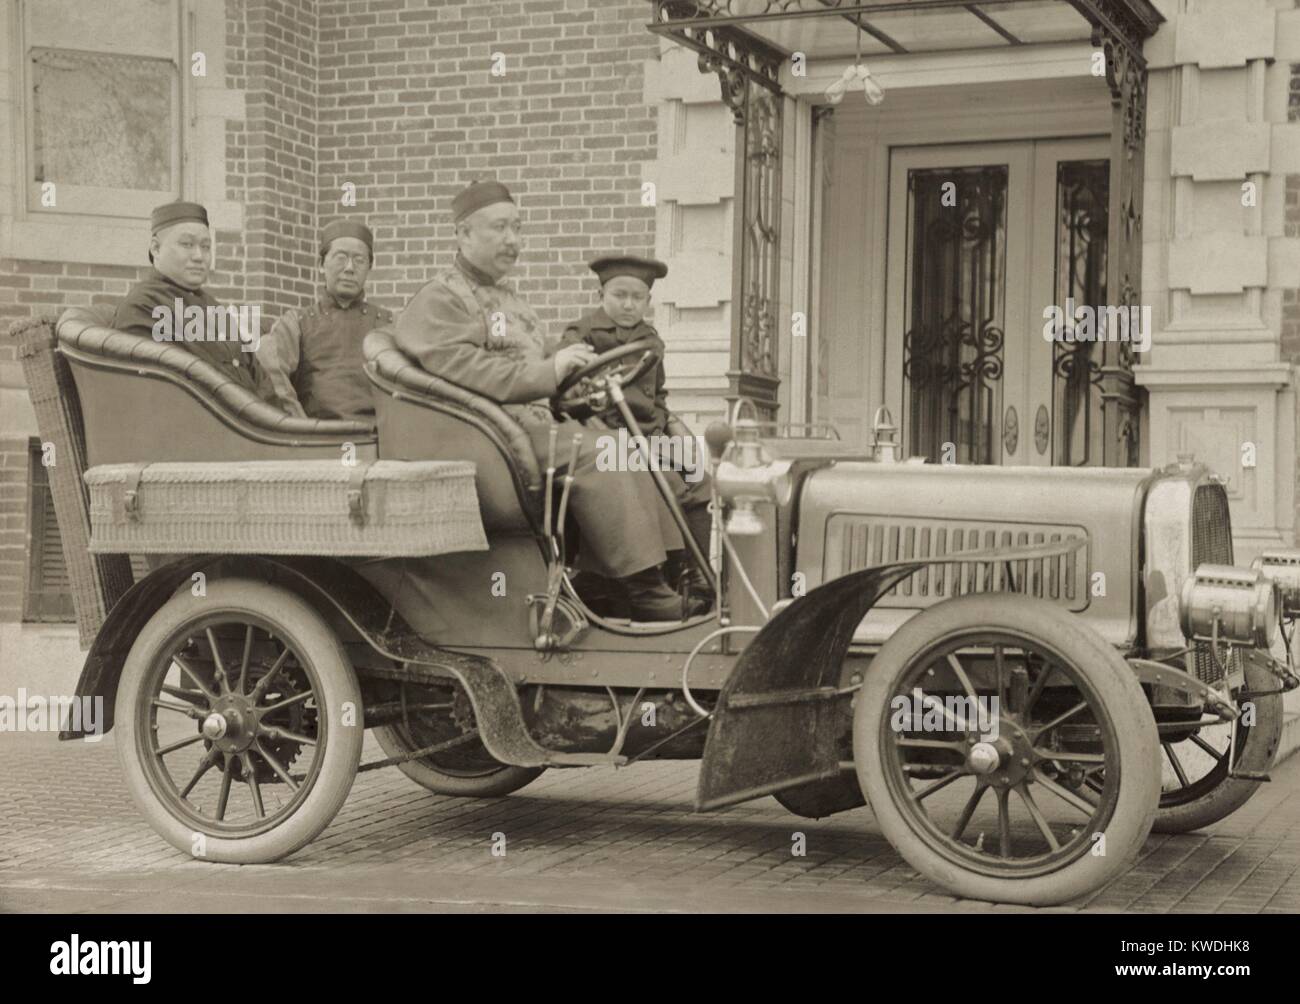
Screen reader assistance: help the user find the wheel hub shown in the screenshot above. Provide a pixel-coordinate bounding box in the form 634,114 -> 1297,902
203,694 -> 258,753
967,719 -> 1035,788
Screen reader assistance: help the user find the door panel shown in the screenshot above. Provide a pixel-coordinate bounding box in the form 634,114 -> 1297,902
886,139 -> 1108,466
885,144 -> 1031,465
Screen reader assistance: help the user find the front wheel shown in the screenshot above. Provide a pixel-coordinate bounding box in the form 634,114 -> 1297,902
853,594 -> 1160,906
116,578 -> 363,863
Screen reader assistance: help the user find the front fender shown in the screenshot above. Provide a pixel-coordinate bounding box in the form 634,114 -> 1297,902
696,540 -> 1084,812
58,554 -> 403,739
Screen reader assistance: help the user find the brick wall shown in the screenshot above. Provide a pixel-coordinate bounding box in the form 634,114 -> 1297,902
0,0 -> 659,623
315,0 -> 658,324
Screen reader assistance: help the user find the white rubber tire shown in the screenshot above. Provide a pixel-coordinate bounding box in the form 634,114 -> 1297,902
854,594 -> 1161,906
116,579 -> 363,864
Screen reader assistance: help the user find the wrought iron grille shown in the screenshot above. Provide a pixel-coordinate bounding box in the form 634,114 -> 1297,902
1052,159 -> 1110,467
902,166 -> 1008,464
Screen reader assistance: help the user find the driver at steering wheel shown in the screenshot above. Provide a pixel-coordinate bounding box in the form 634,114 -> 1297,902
392,179 -> 708,622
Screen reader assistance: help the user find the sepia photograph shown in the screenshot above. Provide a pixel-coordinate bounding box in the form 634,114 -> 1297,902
0,0 -> 1297,972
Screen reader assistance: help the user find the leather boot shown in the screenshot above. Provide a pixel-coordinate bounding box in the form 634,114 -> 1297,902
621,565 -> 688,622
679,501 -> 716,608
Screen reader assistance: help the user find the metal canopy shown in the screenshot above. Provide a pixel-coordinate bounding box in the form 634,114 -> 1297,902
648,1 -> 1164,95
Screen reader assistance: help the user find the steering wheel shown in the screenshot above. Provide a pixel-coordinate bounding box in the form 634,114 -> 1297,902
551,338 -> 661,418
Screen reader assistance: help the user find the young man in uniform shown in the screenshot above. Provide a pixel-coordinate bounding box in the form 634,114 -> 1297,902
561,255 -> 713,605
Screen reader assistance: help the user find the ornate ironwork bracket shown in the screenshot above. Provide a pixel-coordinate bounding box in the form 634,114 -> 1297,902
649,1 -> 786,124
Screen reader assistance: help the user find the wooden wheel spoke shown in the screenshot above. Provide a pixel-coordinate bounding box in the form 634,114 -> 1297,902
945,654 -> 980,703
995,787 -> 1012,858
951,783 -> 986,841
1163,742 -> 1191,788
1034,749 -> 1105,765
153,732 -> 205,756
252,741 -> 298,792
205,628 -> 230,693
993,645 -> 1007,709
242,754 -> 265,819
152,698 -> 203,720
160,683 -> 208,706
1015,783 -> 1061,852
1030,768 -> 1100,819
250,647 -> 292,701
1030,701 -> 1089,740
259,690 -> 313,714
1024,662 -> 1053,715
912,769 -> 965,802
238,624 -> 254,695
1188,733 -> 1227,762
172,654 -> 218,702
215,758 -> 233,821
260,724 -> 316,748
896,737 -> 966,753
178,750 -> 219,799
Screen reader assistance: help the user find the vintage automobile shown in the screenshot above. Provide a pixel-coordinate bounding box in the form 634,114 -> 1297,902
32,304 -> 1300,906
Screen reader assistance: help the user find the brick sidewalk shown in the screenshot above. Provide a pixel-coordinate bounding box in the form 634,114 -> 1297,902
1,730 -> 1297,913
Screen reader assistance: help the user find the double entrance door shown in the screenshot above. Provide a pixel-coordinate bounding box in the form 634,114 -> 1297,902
882,138 -> 1110,467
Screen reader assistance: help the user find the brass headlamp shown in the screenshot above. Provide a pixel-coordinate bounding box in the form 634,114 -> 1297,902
1179,564 -> 1279,649
1250,550 -> 1300,619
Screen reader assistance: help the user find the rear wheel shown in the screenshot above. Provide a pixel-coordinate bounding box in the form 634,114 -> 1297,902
854,594 -> 1160,906
373,683 -> 543,797
116,579 -> 363,864
1151,653 -> 1282,833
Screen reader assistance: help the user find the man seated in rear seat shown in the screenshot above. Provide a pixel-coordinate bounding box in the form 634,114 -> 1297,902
113,200 -> 274,401
255,220 -> 392,420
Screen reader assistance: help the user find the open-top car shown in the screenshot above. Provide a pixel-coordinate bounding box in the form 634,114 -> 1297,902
20,304 -> 1299,906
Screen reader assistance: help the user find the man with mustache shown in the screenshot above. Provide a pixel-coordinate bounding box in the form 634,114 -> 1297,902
393,179 -> 704,621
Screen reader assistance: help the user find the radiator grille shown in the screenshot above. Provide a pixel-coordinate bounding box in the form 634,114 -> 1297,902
829,516 -> 1088,611
1190,482 -> 1238,684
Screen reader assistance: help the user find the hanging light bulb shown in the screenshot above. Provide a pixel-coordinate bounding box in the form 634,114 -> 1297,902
823,13 -> 884,107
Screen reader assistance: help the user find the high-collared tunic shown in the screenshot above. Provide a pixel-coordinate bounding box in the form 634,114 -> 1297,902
561,308 -> 669,435
113,268 -> 269,398
258,292 -> 393,419
394,254 -> 682,578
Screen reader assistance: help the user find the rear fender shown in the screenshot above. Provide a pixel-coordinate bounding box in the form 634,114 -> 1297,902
696,540 -> 1084,811
59,554 -> 403,739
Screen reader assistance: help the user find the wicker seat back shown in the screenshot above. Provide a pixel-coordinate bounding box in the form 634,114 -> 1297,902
11,316 -> 133,647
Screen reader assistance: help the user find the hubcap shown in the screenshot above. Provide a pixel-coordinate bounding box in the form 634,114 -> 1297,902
967,742 -> 1000,775
202,713 -> 228,741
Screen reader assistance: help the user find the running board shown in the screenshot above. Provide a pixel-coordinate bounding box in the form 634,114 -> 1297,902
1228,769 -> 1271,782
358,642 -> 627,768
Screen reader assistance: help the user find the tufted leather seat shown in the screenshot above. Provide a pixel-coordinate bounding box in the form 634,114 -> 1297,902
363,326 -> 541,532
56,306 -> 376,465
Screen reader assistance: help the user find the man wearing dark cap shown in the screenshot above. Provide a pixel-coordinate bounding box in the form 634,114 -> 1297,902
561,254 -> 713,606
392,179 -> 704,621
113,201 -> 270,397
257,220 -> 392,419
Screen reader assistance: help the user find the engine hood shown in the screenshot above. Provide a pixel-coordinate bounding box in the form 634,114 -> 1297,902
794,462 -> 1155,648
